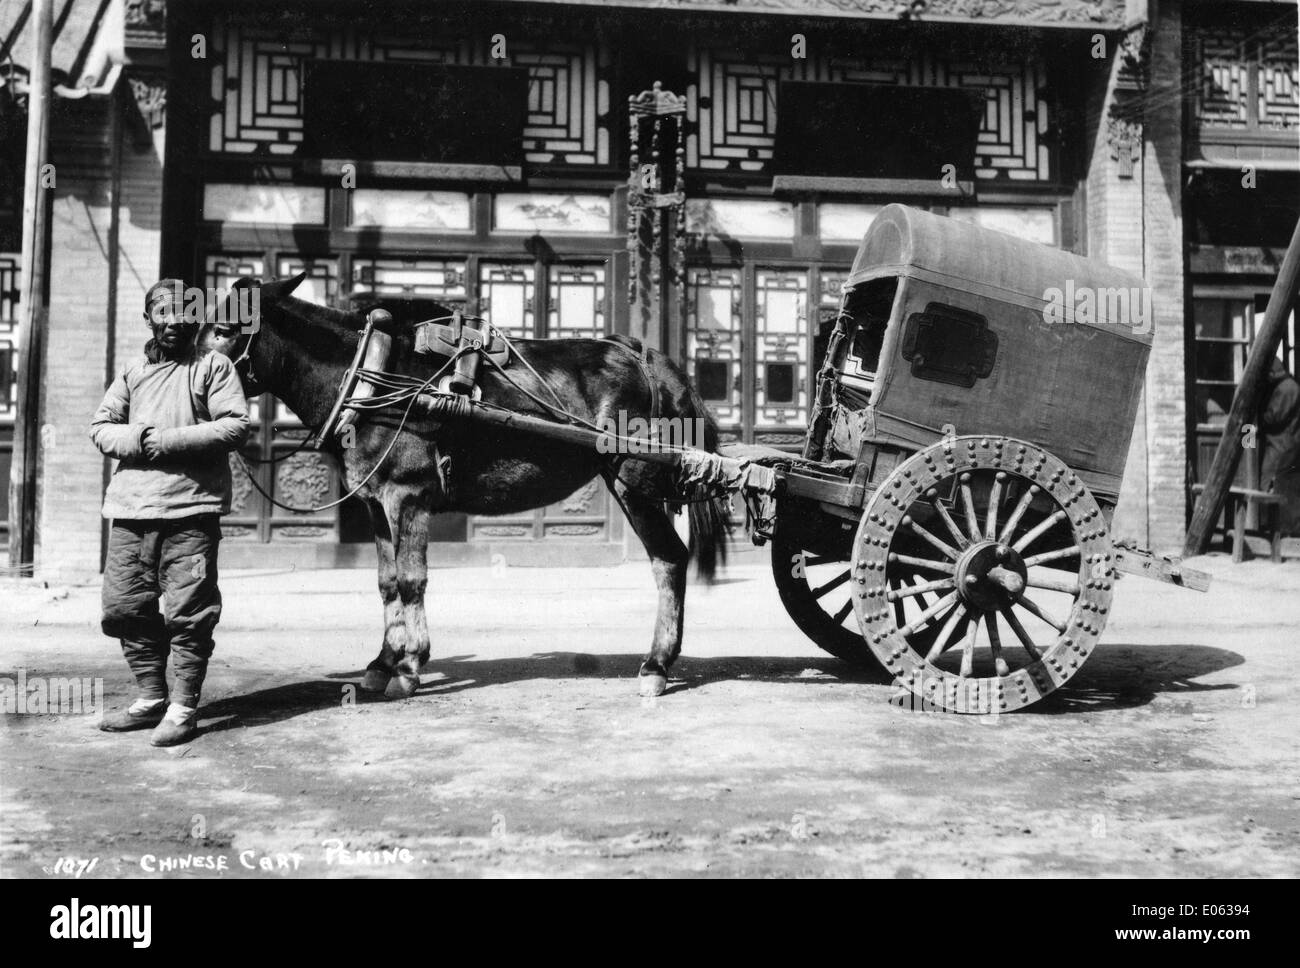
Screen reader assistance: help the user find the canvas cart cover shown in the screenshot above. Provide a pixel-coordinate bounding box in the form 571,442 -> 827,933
846,205 -> 1153,499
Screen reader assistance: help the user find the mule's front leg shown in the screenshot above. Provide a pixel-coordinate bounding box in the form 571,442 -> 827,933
383,497 -> 433,700
360,499 -> 401,693
617,489 -> 688,698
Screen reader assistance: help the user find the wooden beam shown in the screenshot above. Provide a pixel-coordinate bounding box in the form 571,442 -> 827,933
7,0 -> 52,576
1185,213 -> 1300,557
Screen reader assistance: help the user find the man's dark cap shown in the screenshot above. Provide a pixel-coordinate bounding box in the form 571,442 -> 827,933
145,278 -> 186,312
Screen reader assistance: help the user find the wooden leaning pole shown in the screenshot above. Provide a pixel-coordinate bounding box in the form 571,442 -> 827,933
7,0 -> 53,576
1184,213 -> 1300,558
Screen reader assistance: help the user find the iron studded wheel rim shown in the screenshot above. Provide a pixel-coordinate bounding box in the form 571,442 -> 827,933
852,436 -> 1114,714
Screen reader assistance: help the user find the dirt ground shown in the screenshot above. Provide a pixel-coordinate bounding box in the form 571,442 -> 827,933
2,548 -> 1299,878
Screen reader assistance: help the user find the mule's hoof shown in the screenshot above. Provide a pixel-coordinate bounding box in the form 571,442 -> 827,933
638,673 -> 668,698
384,674 -> 420,700
360,669 -> 391,693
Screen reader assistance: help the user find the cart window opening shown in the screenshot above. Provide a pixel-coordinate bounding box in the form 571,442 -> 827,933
839,278 -> 898,388
697,359 -> 730,402
765,363 -> 796,404
901,303 -> 997,388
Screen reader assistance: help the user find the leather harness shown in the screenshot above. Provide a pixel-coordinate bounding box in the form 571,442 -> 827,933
319,310 -> 663,470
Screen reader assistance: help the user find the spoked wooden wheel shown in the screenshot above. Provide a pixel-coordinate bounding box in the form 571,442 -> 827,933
770,529 -> 869,665
852,436 -> 1115,713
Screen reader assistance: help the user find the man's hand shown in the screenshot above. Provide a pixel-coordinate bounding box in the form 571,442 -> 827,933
141,427 -> 163,461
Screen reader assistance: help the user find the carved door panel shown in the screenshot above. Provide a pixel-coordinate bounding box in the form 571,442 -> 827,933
469,261 -> 612,544
752,267 -> 809,451
685,267 -> 744,443
685,264 -> 814,452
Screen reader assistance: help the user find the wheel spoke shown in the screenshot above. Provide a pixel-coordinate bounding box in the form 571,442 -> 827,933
959,614 -> 978,677
900,591 -> 959,637
925,604 -> 968,662
1011,508 -> 1068,554
810,569 -> 851,599
889,553 -> 955,575
1000,606 -> 1044,661
801,554 -> 837,568
1026,571 -> 1081,595
985,472 -> 1005,539
927,489 -> 970,549
985,613 -> 1010,676
959,474 -> 981,541
890,578 -> 907,627
886,577 -> 955,601
1014,593 -> 1067,634
832,600 -> 854,625
1022,545 -> 1081,568
903,515 -> 959,560
998,485 -> 1040,544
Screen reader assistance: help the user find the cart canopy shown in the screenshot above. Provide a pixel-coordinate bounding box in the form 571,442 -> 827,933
841,204 -> 1154,499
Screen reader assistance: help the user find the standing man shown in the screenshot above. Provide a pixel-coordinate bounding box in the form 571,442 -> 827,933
89,279 -> 251,746
1261,357 -> 1300,535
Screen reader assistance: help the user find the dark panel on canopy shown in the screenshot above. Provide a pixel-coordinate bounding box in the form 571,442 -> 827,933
301,61 -> 529,166
773,82 -> 984,183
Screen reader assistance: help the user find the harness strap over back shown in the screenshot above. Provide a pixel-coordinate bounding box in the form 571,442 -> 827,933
318,309 -> 393,446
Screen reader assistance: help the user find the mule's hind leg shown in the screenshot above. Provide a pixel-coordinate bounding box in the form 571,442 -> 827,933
616,484 -> 689,698
360,499 -> 401,693
381,492 -> 433,700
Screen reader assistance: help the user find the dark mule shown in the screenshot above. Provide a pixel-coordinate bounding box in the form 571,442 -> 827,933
200,274 -> 728,699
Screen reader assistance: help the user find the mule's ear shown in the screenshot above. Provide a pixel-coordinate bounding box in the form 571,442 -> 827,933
262,272 -> 307,301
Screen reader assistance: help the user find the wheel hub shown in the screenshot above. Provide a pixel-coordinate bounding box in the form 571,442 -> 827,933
954,540 -> 1027,612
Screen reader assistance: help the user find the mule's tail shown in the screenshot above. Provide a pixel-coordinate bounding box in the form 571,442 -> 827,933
683,380 -> 731,582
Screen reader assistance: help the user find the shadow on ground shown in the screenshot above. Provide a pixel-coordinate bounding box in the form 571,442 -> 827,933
192,642 -> 1243,733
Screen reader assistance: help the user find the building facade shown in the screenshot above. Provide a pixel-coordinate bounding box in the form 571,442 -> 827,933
1,0 -> 1296,580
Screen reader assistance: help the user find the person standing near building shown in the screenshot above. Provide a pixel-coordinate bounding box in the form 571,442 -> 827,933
1261,357 -> 1300,535
89,279 -> 251,746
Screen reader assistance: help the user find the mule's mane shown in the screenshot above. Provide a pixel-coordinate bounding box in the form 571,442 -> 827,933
269,293 -> 363,358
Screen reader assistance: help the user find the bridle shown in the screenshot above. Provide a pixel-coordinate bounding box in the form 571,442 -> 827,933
208,284 -> 264,393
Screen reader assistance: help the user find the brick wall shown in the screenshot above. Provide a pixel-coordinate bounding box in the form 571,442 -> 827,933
38,110 -> 116,583
34,90 -> 164,583
1142,3 -> 1188,555
1090,5 -> 1187,555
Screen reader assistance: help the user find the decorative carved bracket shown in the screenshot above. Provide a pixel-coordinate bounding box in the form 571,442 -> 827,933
1106,22 -> 1149,179
129,76 -> 166,131
1106,115 -> 1143,179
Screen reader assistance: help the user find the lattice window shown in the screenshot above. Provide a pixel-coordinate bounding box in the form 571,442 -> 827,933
0,254 -> 18,418
547,265 -> 606,339
755,269 -> 808,427
817,269 -> 850,312
208,23 -> 610,164
514,44 -> 610,165
478,263 -> 536,338
1191,16 -> 1299,134
1195,27 -> 1254,129
351,258 -> 467,304
205,253 -> 266,290
1260,28 -> 1299,132
688,48 -> 1053,182
685,267 -> 743,428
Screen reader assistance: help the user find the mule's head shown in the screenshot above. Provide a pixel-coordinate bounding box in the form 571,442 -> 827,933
198,272 -> 307,394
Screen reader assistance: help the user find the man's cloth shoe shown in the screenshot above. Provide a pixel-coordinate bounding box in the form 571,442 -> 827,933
150,704 -> 198,747
99,698 -> 166,732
